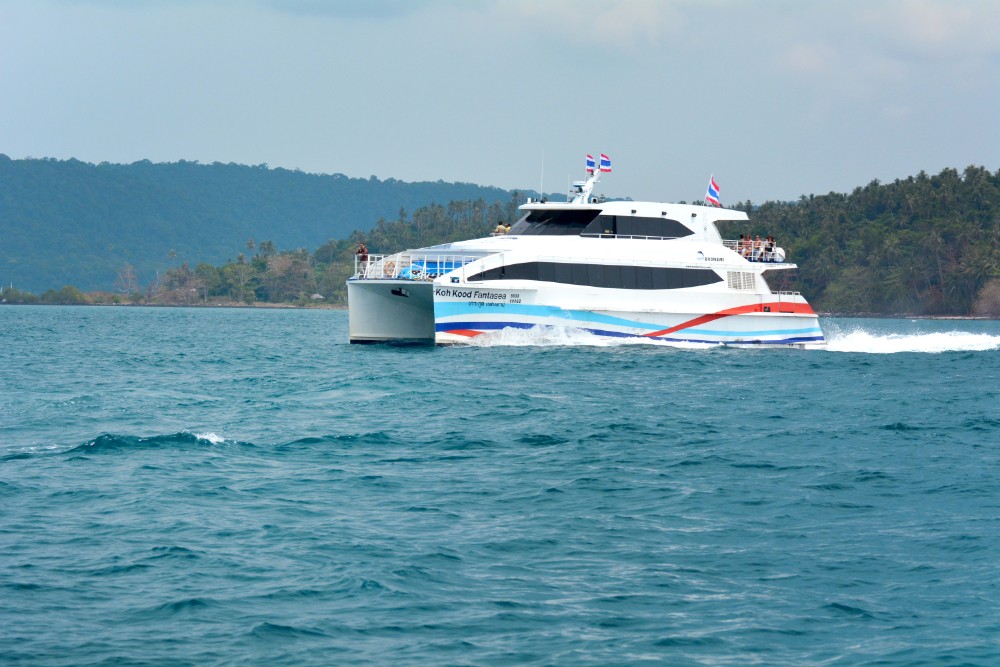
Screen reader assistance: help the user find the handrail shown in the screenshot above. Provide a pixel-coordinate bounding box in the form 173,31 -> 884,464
351,245 -> 794,281
723,239 -> 785,263
578,233 -> 689,241
351,253 -> 483,281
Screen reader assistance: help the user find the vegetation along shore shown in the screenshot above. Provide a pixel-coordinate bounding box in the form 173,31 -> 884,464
1,158 -> 999,318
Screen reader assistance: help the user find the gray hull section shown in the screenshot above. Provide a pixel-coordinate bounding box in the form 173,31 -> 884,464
347,280 -> 435,343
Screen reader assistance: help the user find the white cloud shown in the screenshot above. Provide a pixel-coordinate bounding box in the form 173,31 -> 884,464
2,0 -> 998,202
481,0 -> 689,51
860,0 -> 1000,57
779,42 -> 839,77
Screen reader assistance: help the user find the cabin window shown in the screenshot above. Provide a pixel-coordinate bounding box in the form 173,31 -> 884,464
581,215 -> 693,238
620,265 -> 637,289
508,210 -> 600,235
467,262 -> 722,290
510,210 -> 694,238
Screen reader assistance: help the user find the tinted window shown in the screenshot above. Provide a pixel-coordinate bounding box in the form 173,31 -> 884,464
508,209 -> 600,236
587,263 -> 605,286
613,216 -> 693,238
510,210 -> 694,238
636,266 -> 654,290
467,262 -> 721,290
582,215 -> 618,235
538,262 -> 557,283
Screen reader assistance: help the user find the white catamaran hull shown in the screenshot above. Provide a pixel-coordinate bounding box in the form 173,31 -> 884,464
347,280 -> 435,343
346,155 -> 827,348
431,285 -> 824,346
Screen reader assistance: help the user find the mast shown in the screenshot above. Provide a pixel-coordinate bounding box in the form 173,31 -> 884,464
568,153 -> 609,205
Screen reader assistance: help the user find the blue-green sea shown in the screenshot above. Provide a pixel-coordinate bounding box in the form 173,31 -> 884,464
2,305 -> 999,666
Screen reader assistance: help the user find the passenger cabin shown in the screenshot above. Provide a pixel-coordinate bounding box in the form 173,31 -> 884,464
511,201 -> 746,243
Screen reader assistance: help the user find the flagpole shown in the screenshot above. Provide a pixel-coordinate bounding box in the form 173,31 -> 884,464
540,151 -> 544,199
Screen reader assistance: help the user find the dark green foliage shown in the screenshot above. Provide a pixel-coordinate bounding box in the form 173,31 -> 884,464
4,154 -> 1000,316
311,196 -> 518,304
132,198 -> 517,306
39,285 -> 89,305
0,286 -> 39,304
0,156 -> 525,292
727,165 -> 1000,315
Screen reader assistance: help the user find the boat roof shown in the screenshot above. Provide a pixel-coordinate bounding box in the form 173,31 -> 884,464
521,199 -> 749,224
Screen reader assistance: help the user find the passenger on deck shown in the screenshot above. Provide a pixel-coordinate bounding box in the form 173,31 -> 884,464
765,235 -> 775,262
355,242 -> 368,272
754,235 -> 764,261
504,222 -> 511,234
494,222 -> 507,235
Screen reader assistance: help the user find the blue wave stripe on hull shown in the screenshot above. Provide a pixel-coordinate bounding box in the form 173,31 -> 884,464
435,321 -> 825,345
435,302 -> 819,336
434,302 -> 661,331
686,326 -> 824,337
436,318 -> 822,338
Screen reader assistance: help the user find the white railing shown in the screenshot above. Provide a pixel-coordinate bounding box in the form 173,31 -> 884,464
352,253 -> 483,281
579,233 -> 689,240
723,239 -> 785,263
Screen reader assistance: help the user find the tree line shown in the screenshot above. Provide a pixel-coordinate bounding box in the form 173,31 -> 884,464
730,165 -> 1000,316
0,155 -> 522,292
1,196 -> 521,307
3,166 -> 999,317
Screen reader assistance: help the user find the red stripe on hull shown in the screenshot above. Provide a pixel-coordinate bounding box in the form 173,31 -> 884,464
643,301 -> 816,338
443,329 -> 483,338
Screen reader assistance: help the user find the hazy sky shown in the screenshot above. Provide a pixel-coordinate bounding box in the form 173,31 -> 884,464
2,0 -> 999,203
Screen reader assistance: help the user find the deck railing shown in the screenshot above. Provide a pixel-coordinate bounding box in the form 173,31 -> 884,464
352,253 -> 483,281
723,239 -> 785,263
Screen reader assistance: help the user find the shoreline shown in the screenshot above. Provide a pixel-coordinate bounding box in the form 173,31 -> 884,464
817,312 -> 995,321
3,302 -> 993,320
0,301 -> 347,310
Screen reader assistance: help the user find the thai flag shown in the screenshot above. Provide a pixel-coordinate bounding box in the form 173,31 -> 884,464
586,154 -> 596,173
705,175 -> 721,207
599,153 -> 612,172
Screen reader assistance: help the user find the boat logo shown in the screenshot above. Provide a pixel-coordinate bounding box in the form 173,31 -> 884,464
697,251 -> 725,262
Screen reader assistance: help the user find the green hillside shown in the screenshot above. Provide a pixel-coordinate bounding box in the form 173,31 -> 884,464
3,155 -> 998,317
0,155 -> 525,291
139,164 -> 1000,317
730,166 -> 1000,316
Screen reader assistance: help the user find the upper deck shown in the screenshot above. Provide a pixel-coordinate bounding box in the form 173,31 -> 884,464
513,199 -> 747,243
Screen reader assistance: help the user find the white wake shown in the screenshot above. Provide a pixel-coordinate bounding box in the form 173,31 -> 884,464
464,326 -> 723,349
823,329 -> 1000,354
462,324 -> 1000,354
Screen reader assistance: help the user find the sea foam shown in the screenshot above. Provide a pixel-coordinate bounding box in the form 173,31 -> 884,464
824,328 -> 1000,354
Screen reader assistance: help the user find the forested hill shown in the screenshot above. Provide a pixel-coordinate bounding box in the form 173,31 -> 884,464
0,155 -> 523,291
732,165 -> 1000,316
3,156 -> 999,317
346,165 -> 1000,316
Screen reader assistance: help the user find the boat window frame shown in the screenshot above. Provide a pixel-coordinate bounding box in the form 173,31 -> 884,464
467,261 -> 723,290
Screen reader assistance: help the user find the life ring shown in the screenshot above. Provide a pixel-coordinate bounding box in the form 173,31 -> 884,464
383,261 -> 396,277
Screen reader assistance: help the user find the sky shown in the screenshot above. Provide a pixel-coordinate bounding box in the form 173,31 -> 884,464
2,0 -> 999,204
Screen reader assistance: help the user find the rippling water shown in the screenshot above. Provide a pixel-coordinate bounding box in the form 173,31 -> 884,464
2,306 -> 999,665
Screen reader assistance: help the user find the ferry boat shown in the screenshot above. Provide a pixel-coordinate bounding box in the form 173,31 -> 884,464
347,159 -> 825,347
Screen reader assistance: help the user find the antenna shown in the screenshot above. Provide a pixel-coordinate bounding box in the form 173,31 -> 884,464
540,151 -> 544,198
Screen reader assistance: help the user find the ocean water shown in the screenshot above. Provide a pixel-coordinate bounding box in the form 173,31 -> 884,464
2,305 -> 999,666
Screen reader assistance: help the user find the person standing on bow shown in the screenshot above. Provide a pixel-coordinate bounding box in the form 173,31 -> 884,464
355,242 -> 369,273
